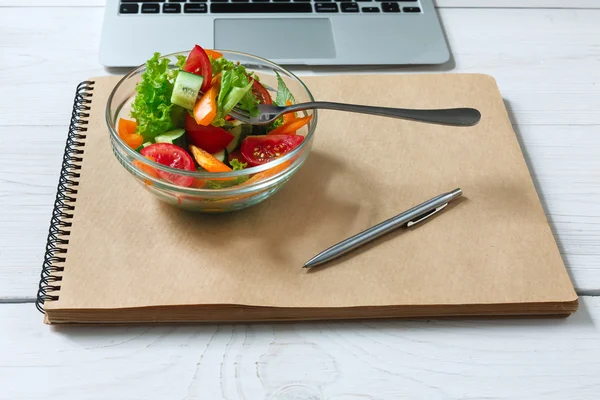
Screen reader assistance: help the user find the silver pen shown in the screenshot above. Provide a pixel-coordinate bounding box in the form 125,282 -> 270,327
303,188 -> 463,269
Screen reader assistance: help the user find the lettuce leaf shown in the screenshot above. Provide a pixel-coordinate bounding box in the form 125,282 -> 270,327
130,53 -> 186,140
210,57 -> 236,76
211,58 -> 259,126
274,71 -> 295,107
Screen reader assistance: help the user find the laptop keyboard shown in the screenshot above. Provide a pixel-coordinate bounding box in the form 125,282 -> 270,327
119,0 -> 422,14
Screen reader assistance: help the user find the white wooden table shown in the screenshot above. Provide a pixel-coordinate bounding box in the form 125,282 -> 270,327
1,1 -> 599,399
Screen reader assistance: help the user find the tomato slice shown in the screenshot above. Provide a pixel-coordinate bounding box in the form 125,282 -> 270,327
185,113 -> 233,154
140,143 -> 196,187
240,135 -> 304,166
249,76 -> 272,105
184,45 -> 212,92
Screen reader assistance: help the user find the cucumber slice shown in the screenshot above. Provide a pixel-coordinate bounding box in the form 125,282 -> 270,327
171,71 -> 204,111
212,150 -> 226,163
155,129 -> 186,147
226,122 -> 246,153
135,142 -> 153,152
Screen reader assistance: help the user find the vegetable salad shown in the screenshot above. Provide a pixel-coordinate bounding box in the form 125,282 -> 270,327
118,45 -> 312,189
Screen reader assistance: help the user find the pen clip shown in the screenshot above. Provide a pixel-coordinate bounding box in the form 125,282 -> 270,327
406,203 -> 448,227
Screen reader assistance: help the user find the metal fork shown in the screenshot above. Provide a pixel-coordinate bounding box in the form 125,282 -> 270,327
229,102 -> 481,127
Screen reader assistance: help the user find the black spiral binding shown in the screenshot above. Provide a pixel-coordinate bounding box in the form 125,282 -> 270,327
36,81 -> 95,313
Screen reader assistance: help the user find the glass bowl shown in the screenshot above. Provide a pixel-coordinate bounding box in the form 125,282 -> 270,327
106,50 -> 317,212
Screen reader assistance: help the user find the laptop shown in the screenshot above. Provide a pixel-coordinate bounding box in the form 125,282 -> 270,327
99,0 -> 450,67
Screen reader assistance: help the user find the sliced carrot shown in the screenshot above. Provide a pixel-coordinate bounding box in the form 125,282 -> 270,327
282,100 -> 296,125
193,84 -> 219,126
211,72 -> 222,87
189,145 -> 232,173
267,114 -> 312,136
205,49 -> 223,60
118,118 -> 137,137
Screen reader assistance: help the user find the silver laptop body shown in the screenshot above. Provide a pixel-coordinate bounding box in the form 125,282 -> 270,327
100,0 -> 450,67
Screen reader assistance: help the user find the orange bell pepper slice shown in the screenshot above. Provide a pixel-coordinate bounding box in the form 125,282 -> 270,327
267,114 -> 312,136
192,178 -> 207,189
242,161 -> 291,187
133,155 -> 158,186
189,145 -> 232,173
124,134 -> 144,149
193,84 -> 219,126
118,118 -> 144,149
205,49 -> 223,60
282,100 -> 296,125
118,118 -> 137,136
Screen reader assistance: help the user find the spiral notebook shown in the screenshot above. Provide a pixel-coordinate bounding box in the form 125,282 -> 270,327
37,74 -> 578,324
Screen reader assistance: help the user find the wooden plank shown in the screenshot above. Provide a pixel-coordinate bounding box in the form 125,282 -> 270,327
1,298 -> 600,399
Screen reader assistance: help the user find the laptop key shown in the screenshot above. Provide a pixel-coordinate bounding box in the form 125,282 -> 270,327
211,3 -> 312,12
163,3 -> 182,12
381,2 -> 399,12
184,3 -> 208,11
120,4 -> 139,13
362,6 -> 379,11
403,6 -> 420,12
341,2 -> 359,11
315,2 -> 338,11
190,0 -> 207,2
142,3 -> 161,13
211,0 -> 228,2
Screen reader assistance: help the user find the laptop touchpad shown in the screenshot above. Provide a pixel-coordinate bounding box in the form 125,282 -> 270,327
214,19 -> 336,60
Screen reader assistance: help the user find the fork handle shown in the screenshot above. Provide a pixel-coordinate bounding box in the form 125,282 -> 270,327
287,102 -> 481,127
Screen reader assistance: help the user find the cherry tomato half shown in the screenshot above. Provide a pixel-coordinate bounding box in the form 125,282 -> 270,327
185,113 -> 233,154
250,78 -> 273,105
184,45 -> 212,92
140,143 -> 196,187
240,135 -> 304,167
